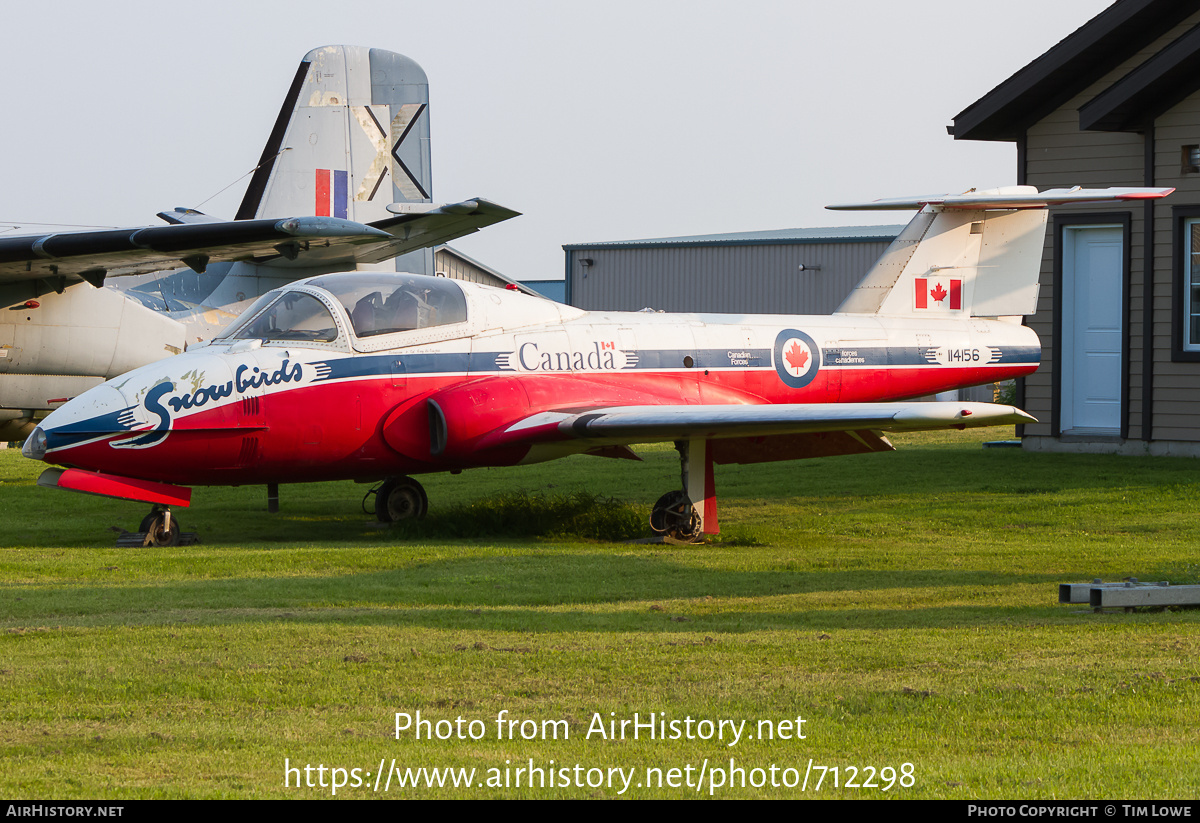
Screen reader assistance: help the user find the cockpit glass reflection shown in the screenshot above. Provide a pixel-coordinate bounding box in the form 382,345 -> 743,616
225,292 -> 339,343
309,273 -> 468,338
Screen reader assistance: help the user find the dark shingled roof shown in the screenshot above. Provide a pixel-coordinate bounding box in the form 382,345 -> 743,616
952,0 -> 1200,142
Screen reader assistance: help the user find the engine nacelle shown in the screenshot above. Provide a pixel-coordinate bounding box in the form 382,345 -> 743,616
0,282 -> 185,410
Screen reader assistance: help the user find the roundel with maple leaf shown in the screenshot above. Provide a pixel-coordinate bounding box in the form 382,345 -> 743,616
773,328 -> 821,389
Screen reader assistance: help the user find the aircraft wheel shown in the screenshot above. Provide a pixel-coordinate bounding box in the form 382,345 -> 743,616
649,490 -> 701,542
142,511 -> 180,547
376,476 -> 428,523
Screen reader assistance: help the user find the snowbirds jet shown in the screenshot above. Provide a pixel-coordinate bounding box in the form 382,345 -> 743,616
23,186 -> 1173,544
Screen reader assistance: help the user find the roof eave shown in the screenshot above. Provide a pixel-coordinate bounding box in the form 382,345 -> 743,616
1078,23 -> 1200,131
952,0 -> 1200,142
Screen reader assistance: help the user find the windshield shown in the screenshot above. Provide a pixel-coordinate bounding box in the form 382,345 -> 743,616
308,273 -> 468,338
223,291 -> 339,343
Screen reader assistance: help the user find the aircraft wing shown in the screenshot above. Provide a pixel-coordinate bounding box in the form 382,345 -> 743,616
478,401 -> 1034,463
0,198 -> 518,286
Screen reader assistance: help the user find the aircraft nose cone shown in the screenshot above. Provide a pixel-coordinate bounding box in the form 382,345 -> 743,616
34,384 -> 139,459
21,426 -> 46,460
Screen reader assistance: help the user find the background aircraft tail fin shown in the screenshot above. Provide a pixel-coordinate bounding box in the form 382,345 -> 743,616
829,186 -> 1173,319
236,45 -> 434,273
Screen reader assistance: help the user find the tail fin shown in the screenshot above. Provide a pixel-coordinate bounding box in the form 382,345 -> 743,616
829,186 -> 1173,319
235,45 -> 434,273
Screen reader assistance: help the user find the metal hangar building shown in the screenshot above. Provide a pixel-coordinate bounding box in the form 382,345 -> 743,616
561,225 -> 904,313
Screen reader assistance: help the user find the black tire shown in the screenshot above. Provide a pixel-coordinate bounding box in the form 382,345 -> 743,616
649,490 -> 701,541
142,513 -> 180,547
376,476 -> 428,523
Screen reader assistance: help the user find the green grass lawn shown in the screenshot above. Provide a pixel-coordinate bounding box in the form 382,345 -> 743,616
2,429 -> 1198,798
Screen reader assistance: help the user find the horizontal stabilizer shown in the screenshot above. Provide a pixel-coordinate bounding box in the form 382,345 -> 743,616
385,201 -> 480,215
831,184 -> 1174,318
157,208 -> 224,225
828,185 -> 1175,211
359,198 -> 520,264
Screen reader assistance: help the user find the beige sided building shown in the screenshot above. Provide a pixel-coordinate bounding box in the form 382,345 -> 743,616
953,0 -> 1200,455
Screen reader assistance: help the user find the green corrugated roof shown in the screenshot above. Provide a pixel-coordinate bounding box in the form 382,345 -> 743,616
563,224 -> 905,251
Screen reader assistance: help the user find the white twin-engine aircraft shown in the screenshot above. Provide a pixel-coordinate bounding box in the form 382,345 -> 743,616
0,45 -> 517,442
24,186 -> 1173,544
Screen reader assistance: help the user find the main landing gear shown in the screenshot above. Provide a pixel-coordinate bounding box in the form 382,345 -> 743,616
371,475 -> 429,523
650,490 -> 702,542
649,439 -> 718,543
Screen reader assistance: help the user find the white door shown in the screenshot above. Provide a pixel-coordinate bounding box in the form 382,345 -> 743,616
1061,225 -> 1123,435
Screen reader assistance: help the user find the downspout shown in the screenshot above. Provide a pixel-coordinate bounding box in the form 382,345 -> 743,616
564,249 -> 573,306
1142,123 -> 1155,442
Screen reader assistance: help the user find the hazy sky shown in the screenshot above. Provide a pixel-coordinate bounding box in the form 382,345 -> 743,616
3,0 -> 1112,281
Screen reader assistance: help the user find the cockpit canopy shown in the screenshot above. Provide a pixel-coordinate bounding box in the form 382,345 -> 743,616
225,291 -> 339,343
309,273 -> 468,338
214,272 -> 469,349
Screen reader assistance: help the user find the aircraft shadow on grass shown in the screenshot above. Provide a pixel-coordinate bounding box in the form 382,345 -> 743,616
3,556 -> 1068,633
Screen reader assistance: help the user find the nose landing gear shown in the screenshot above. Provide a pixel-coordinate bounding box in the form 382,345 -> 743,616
138,505 -> 180,547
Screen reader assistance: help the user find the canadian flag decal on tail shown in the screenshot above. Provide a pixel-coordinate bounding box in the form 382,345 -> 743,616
914,278 -> 962,311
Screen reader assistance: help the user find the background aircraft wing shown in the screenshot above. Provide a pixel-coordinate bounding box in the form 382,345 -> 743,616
0,198 -> 517,286
481,401 -> 1034,464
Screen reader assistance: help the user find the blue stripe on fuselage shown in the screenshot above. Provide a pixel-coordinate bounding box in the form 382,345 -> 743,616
44,405 -> 138,451
304,345 -> 1038,381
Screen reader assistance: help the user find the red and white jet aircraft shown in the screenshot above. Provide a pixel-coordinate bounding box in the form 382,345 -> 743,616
23,186 -> 1172,544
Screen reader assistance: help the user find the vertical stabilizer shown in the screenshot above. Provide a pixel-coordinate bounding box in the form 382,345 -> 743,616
834,203 -> 1046,318
236,46 -> 434,273
829,186 -> 1174,319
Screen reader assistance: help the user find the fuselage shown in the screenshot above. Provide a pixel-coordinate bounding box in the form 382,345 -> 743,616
27,272 -> 1040,486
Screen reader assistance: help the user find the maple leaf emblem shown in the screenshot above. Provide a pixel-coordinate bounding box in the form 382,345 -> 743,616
785,340 -> 810,373
930,282 -> 948,303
